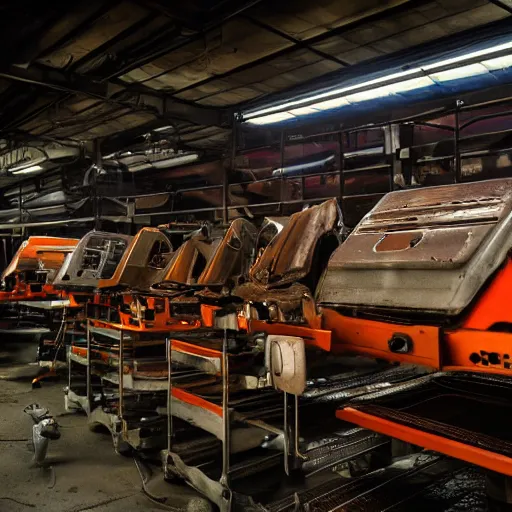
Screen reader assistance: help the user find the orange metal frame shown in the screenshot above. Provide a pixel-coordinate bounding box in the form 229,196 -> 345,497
249,318 -> 331,351
0,279 -> 68,302
87,294 -> 202,333
322,308 -> 441,367
171,387 -> 223,417
337,407 -> 512,476
332,257 -> 512,476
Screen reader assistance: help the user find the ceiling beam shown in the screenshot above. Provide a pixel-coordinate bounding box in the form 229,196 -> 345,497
241,15 -> 349,67
36,1 -> 123,61
166,0 -> 418,99
70,13 -> 157,74
0,64 -> 227,129
102,0 -> 265,81
489,0 -> 512,15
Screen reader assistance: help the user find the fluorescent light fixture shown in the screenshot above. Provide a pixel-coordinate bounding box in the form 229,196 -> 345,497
242,38 -> 512,124
429,63 -> 488,82
289,106 -> 320,116
313,97 -> 351,110
152,153 -> 199,169
422,40 -> 512,71
384,76 -> 435,93
247,112 -> 295,125
482,54 -> 512,70
272,154 -> 336,176
154,125 -> 174,132
244,68 -> 417,119
346,86 -> 391,103
128,162 -> 152,173
10,164 -> 44,175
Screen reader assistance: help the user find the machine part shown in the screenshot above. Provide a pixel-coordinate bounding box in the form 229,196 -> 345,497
234,282 -> 312,320
152,232 -> 220,291
302,364 -> 429,403
169,387 -> 270,452
24,403 -> 60,467
388,333 -> 413,353
318,178 -> 512,316
134,456 -> 214,512
322,308 -> 440,367
303,429 -> 389,477
337,371 -> 512,476
293,395 -> 307,461
53,231 -> 132,290
269,335 -> 306,396
265,452 -> 448,512
166,451 -> 226,510
2,236 -> 78,282
250,320 -> 331,352
97,227 -> 174,291
220,330 -> 232,509
249,198 -> 339,288
197,219 -> 258,291
283,393 -> 289,476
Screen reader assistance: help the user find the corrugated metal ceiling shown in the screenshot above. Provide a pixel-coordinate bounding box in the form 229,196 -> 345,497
0,0 -> 508,155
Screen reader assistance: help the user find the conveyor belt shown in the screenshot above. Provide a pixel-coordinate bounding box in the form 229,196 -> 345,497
266,454 -> 470,512
337,372 -> 512,475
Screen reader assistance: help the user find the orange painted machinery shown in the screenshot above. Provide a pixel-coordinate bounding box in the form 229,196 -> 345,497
0,236 -> 78,302
312,178 -> 512,477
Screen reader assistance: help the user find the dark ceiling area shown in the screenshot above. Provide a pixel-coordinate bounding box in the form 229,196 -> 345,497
0,0 -> 510,231
0,0 -> 510,158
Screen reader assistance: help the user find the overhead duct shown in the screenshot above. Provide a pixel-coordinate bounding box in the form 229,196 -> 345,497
0,143 -> 81,176
104,148 -> 200,173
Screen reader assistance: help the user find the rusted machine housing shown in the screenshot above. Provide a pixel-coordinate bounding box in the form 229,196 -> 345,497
315,178 -> 512,476
53,231 -> 133,291
151,218 -> 258,326
235,199 -> 341,328
97,227 -> 174,291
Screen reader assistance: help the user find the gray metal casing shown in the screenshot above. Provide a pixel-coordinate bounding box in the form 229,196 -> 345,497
317,178 -> 512,316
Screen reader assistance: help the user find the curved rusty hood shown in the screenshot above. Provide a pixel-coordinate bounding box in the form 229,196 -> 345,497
2,236 -> 79,282
249,199 -> 340,288
317,178 -> 512,315
97,227 -> 173,291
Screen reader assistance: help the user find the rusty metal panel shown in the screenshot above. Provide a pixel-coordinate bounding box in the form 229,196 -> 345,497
250,198 -> 339,288
197,218 -> 257,288
317,178 -> 512,315
53,231 -> 133,290
97,227 -> 173,291
154,229 -> 221,289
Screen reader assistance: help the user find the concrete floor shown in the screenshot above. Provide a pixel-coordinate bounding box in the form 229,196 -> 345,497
0,368 -> 174,512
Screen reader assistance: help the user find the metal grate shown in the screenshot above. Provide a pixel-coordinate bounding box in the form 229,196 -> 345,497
356,403 -> 512,458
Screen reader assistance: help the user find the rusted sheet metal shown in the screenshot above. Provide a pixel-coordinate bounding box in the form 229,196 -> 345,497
255,217 -> 289,255
154,219 -> 258,295
318,178 -> 512,315
197,218 -> 257,289
250,199 -> 339,288
2,236 -> 79,281
97,227 -> 173,291
235,282 -> 312,315
53,231 -> 133,290
157,235 -> 220,287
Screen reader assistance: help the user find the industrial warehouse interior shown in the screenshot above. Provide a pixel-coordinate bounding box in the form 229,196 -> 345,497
3,0 -> 512,510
